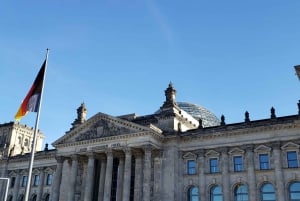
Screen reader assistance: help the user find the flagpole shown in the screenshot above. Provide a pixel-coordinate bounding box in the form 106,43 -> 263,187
24,49 -> 49,201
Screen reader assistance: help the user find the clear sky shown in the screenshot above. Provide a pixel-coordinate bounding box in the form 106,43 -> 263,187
1,1 -> 300,148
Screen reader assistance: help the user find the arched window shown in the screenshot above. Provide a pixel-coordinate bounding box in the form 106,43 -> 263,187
234,184 -> 248,201
188,186 -> 199,201
289,182 -> 300,201
261,183 -> 276,201
210,185 -> 223,201
18,194 -> 24,201
31,194 -> 37,201
44,194 -> 50,201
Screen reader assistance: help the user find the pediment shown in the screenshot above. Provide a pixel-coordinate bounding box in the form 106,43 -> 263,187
281,142 -> 300,150
182,152 -> 197,159
228,147 -> 245,155
53,112 -> 154,145
205,150 -> 220,157
254,145 -> 271,153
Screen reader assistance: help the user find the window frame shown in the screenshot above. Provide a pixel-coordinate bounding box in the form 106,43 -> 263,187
187,160 -> 196,175
289,182 -> 300,201
209,158 -> 219,173
21,175 -> 28,187
33,175 -> 40,186
187,186 -> 199,201
261,183 -> 276,201
287,151 -> 299,168
233,156 -> 243,172
259,154 -> 270,170
46,174 -> 53,186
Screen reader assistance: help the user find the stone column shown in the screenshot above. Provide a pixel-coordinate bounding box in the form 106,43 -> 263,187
134,152 -> 143,201
37,168 -> 45,201
122,149 -> 132,201
198,150 -> 206,201
51,156 -> 64,201
245,145 -> 257,201
12,170 -> 21,201
117,157 -> 124,201
103,150 -> 113,201
143,147 -> 152,201
221,148 -> 230,201
84,153 -> 95,201
273,142 -> 285,201
68,155 -> 79,201
97,156 -> 106,201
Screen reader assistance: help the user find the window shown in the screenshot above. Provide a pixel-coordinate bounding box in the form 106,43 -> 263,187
46,174 -> 53,185
187,160 -> 196,175
261,183 -> 276,201
31,194 -> 37,201
10,177 -> 15,188
188,186 -> 199,201
210,158 -> 219,173
234,184 -> 248,201
33,175 -> 40,186
259,154 -> 270,170
44,194 -> 50,201
234,156 -> 243,172
21,176 -> 27,187
289,182 -> 300,201
210,185 -> 222,201
287,151 -> 298,168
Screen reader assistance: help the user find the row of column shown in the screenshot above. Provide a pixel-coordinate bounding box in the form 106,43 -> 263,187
52,148 -> 153,201
197,145 -> 285,201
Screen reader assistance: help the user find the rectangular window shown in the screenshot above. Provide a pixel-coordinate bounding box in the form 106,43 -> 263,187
259,154 -> 270,170
33,175 -> 40,186
21,176 -> 28,187
46,174 -> 53,185
187,160 -> 196,175
210,158 -> 219,173
287,151 -> 298,168
10,177 -> 15,188
234,156 -> 243,172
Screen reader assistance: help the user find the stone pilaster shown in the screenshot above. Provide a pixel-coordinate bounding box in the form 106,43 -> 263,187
37,168 -> 45,201
197,149 -> 206,201
117,157 -> 124,201
220,148 -> 230,201
103,150 -> 113,201
12,170 -> 21,201
245,145 -> 257,201
51,156 -> 64,201
134,151 -> 143,201
68,155 -> 79,201
84,153 -> 95,201
97,156 -> 106,201
272,142 -> 285,201
122,149 -> 132,201
143,147 -> 152,201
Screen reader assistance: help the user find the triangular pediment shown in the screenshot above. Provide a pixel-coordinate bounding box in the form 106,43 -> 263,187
53,112 -> 155,146
281,142 -> 300,150
254,145 -> 271,153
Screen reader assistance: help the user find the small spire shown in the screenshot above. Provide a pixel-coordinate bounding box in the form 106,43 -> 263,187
245,111 -> 250,123
221,115 -> 226,126
162,82 -> 177,108
71,102 -> 88,129
270,107 -> 276,119
198,118 -> 203,129
297,100 -> 300,115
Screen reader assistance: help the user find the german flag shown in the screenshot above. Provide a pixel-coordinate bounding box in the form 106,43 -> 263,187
15,60 -> 46,120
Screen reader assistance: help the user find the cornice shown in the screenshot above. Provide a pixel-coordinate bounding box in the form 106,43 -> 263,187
54,130 -> 164,149
182,119 -> 300,142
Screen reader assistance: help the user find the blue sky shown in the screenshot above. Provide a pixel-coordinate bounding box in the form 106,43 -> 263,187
1,1 -> 300,148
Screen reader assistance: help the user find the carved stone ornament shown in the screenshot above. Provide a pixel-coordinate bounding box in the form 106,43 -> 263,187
75,119 -> 132,141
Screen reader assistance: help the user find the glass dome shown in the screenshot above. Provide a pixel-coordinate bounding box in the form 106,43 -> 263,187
177,102 -> 220,127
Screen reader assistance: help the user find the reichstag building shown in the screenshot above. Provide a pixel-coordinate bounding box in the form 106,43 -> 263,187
1,83 -> 300,201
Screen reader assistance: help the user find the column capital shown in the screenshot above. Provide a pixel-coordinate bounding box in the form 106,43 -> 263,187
270,141 -> 281,149
123,148 -> 132,155
242,144 -> 255,152
217,147 -> 229,155
105,149 -> 113,157
55,156 -> 65,163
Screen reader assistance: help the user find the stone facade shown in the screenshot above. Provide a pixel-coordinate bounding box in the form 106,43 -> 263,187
1,83 -> 300,201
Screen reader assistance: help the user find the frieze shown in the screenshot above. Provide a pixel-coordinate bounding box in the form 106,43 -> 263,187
75,119 -> 132,141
